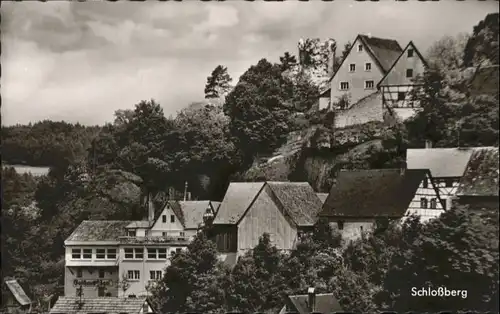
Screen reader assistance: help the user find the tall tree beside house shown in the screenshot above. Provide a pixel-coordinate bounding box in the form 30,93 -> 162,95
426,33 -> 469,74
279,52 -> 298,72
154,232 -> 228,314
377,207 -> 499,312
227,234 -> 287,313
204,65 -> 233,99
463,13 -> 499,67
332,41 -> 352,73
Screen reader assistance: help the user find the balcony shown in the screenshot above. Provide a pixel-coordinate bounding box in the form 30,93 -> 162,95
118,236 -> 190,245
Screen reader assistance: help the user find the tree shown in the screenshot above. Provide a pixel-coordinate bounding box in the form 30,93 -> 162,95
333,41 -> 352,73
227,234 -> 287,313
154,232 -> 228,313
377,207 -> 499,312
279,52 -> 298,72
426,33 -> 469,74
205,65 -> 233,99
463,13 -> 499,67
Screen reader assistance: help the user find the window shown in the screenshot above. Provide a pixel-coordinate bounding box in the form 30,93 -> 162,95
147,248 -> 167,259
96,249 -> 106,259
365,62 -> 371,71
107,249 -> 116,259
358,44 -> 363,52
72,249 -> 81,259
127,230 -> 136,237
397,92 -> 406,101
365,80 -> 374,89
406,69 -> 413,78
98,287 -> 106,297
407,49 -> 414,58
76,269 -> 83,278
349,64 -> 356,72
162,232 -> 168,237
180,232 -> 185,237
127,270 -> 140,280
422,178 -> 428,188
338,221 -> 344,230
99,270 -> 105,279
170,215 -> 175,223
420,198 -> 428,209
124,248 -> 143,259
176,248 -> 182,253
442,198 -> 448,210
340,82 -> 349,91
162,215 -> 166,223
149,271 -> 163,280
445,179 -> 453,188
430,198 -> 437,209
82,249 -> 92,259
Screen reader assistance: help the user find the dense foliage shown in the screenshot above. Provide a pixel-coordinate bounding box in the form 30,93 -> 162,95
204,65 -> 233,99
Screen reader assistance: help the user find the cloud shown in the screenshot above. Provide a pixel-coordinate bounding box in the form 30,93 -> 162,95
1,1 -> 498,126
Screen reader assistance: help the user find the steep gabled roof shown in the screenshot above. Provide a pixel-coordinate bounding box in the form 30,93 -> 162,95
456,147 -> 499,197
377,41 -> 429,88
285,293 -> 343,314
267,182 -> 323,227
406,147 -> 478,178
178,201 -> 216,230
65,220 -> 133,243
212,182 -> 266,224
320,169 -> 433,218
5,279 -> 31,306
50,297 -> 152,314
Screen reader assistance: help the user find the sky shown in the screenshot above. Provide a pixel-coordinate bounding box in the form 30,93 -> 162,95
1,0 -> 498,126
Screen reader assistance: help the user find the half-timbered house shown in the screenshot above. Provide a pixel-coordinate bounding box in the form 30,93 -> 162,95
406,144 -> 488,210
211,181 -> 323,266
378,41 -> 428,121
319,168 -> 445,242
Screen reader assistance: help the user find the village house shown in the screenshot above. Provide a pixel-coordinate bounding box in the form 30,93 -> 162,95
211,181 -> 323,266
278,287 -> 343,314
454,147 -> 499,212
50,296 -> 155,314
406,143 -> 496,210
2,278 -> 32,314
318,168 -> 445,242
319,34 -> 428,128
63,197 -> 219,298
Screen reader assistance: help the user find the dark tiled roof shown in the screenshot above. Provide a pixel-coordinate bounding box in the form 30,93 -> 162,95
178,201 -> 215,230
5,279 -> 31,306
320,169 -> 430,218
286,293 -> 343,314
267,182 -> 323,227
212,182 -> 266,224
456,147 -> 499,197
65,221 -> 133,242
50,297 -> 150,314
359,34 -> 403,72
406,147 -> 477,178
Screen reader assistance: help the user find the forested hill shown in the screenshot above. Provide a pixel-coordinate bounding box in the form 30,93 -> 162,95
1,120 -> 101,167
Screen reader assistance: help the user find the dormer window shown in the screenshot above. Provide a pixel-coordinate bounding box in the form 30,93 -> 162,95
407,49 -> 414,58
358,44 -> 363,52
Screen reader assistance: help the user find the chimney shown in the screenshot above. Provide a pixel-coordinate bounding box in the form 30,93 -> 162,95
307,287 -> 316,313
147,193 -> 154,222
183,181 -> 188,201
425,140 -> 433,149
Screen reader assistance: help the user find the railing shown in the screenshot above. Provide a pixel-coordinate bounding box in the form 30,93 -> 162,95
118,236 -> 190,245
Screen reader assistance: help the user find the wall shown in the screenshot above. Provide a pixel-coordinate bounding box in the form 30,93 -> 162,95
328,219 -> 375,243
319,96 -> 330,111
149,204 -> 185,237
404,173 -> 445,222
333,92 -> 384,128
64,266 -> 119,298
237,186 -> 298,251
433,177 -> 462,210
330,37 -> 385,106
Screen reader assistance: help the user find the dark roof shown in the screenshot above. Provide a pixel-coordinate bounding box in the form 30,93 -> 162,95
5,279 -> 31,306
328,34 -> 403,82
177,201 -> 215,230
267,182 -> 324,227
50,297 -> 151,314
65,221 -> 133,242
212,182 -> 266,224
468,65 -> 499,97
456,147 -> 499,197
286,293 -> 342,314
320,169 -> 431,218
406,147 -> 477,178
377,41 -> 429,88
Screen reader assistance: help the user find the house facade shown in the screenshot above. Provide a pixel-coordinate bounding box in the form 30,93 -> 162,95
319,168 -> 445,242
378,41 -> 428,121
64,200 -> 218,298
211,182 -> 323,266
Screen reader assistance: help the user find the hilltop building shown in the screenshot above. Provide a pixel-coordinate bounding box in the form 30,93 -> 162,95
63,195 -> 219,298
